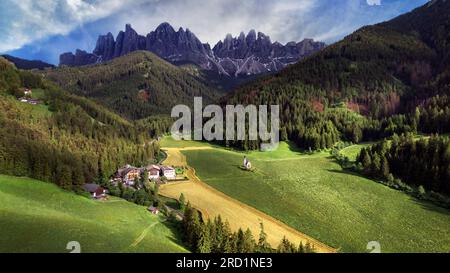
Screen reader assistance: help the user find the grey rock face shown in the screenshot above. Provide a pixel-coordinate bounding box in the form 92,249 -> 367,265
145,23 -> 211,68
210,31 -> 325,76
121,24 -> 147,56
93,32 -> 115,61
59,49 -> 99,67
59,23 -> 326,76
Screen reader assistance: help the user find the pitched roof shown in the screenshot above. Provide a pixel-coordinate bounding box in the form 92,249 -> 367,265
83,183 -> 101,193
149,169 -> 160,175
146,164 -> 160,171
117,165 -> 137,176
160,166 -> 175,171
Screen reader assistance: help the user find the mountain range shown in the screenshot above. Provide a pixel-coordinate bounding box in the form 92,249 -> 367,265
224,0 -> 450,151
1,54 -> 54,70
60,23 -> 325,77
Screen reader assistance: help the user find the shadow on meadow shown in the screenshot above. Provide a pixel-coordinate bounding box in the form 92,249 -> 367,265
326,169 -> 450,216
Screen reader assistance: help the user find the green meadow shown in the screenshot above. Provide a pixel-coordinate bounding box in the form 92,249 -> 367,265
0,175 -> 187,253
182,143 -> 450,253
339,143 -> 372,161
160,135 -> 215,148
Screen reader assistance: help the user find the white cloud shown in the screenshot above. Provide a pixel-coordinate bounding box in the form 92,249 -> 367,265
0,0 -> 150,52
115,0 -> 318,45
1,0 -> 428,56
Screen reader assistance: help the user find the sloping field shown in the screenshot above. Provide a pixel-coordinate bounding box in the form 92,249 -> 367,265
160,147 -> 336,253
160,136 -> 215,149
0,175 -> 187,253
340,143 -> 372,161
181,145 -> 450,253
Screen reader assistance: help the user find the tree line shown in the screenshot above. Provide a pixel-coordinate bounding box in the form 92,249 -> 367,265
0,58 -> 160,190
181,203 -> 315,254
357,134 -> 450,196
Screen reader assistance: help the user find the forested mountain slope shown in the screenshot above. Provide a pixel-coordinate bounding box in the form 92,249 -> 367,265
223,0 -> 450,151
0,57 -> 158,190
44,51 -> 221,119
1,54 -> 55,70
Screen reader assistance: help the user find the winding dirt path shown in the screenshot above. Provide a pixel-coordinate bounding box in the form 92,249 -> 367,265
159,147 -> 336,253
130,219 -> 166,248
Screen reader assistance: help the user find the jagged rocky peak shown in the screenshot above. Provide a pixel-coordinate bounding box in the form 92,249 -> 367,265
125,23 -> 133,31
246,29 -> 257,44
59,22 -> 326,76
93,32 -> 115,60
121,24 -> 146,55
146,22 -> 210,65
59,49 -> 99,67
212,29 -> 324,60
257,31 -> 271,42
155,22 -> 176,33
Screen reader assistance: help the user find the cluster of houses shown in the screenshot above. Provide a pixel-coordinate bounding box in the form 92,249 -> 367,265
112,164 -> 177,186
82,182 -> 160,214
83,163 -> 178,200
18,89 -> 41,105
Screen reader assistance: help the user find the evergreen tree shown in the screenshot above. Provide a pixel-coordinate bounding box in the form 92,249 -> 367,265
361,149 -> 372,174
242,228 -> 256,253
197,221 -> 212,253
222,220 -> 233,253
140,169 -> 149,188
371,153 -> 381,174
179,193 -> 186,211
277,237 -> 296,253
381,156 -> 390,179
257,222 -> 271,253
298,242 -> 305,253
213,215 -> 225,253
236,228 -> 246,253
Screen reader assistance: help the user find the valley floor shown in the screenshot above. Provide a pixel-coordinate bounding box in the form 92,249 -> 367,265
160,147 -> 336,253
160,138 -> 450,253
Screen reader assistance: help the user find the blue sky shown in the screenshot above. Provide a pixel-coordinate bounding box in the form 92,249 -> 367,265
1,0 -> 429,64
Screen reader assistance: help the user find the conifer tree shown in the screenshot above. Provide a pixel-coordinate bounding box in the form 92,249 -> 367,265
197,221 -> 212,253
257,222 -> 271,253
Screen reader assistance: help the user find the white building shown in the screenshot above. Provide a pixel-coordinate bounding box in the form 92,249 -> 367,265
160,166 -> 176,180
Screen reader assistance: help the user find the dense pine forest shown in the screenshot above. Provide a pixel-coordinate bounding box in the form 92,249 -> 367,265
43,51 -> 221,120
222,0 -> 450,152
0,57 -> 159,190
357,134 -> 450,196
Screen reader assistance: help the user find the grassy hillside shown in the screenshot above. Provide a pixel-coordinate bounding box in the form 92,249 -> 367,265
160,135 -> 216,149
340,143 -> 373,162
0,175 -> 187,253
44,51 -> 221,119
181,145 -> 450,253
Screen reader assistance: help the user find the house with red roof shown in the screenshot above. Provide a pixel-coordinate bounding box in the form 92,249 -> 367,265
83,184 -> 107,199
